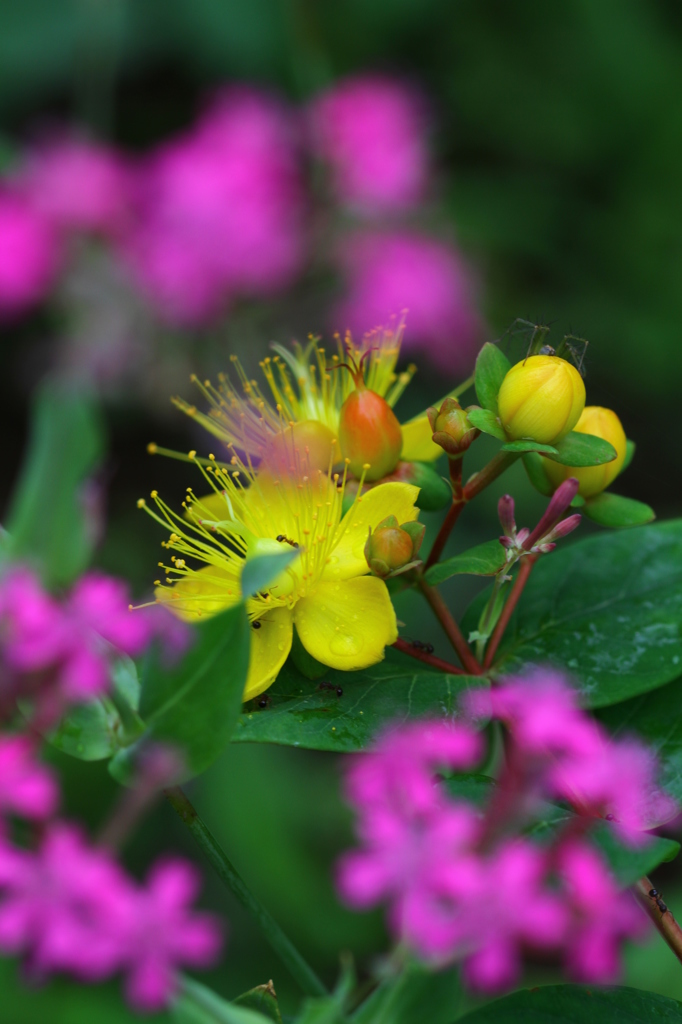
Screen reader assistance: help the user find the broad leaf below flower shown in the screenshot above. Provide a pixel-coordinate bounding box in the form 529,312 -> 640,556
488,519 -> 682,707
233,647 -> 485,753
457,985 -> 682,1023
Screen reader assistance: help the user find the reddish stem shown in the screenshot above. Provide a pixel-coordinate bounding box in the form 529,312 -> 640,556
418,578 -> 482,675
634,877 -> 682,966
392,637 -> 467,675
424,500 -> 465,571
483,554 -> 538,670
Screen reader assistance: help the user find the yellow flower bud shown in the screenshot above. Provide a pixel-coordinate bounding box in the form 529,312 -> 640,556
544,406 -> 627,498
497,355 -> 586,444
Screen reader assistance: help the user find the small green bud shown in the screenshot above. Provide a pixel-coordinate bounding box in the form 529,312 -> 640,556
427,397 -> 480,458
364,515 -> 426,579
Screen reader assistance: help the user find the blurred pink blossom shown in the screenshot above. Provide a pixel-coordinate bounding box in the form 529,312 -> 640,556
20,135 -> 131,235
119,858 -> 222,1012
0,567 -> 189,704
309,74 -> 429,211
0,192 -> 59,318
0,735 -> 58,821
333,230 -> 482,372
122,87 -> 306,326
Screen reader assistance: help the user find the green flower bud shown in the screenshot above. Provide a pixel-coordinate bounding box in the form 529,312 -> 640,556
497,355 -> 586,444
427,397 -> 480,458
364,516 -> 425,578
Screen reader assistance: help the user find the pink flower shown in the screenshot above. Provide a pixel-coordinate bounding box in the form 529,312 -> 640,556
0,192 -> 59,318
0,567 -> 177,705
20,135 -> 131,235
0,735 -> 58,820
0,823 -> 132,981
309,74 -> 429,212
122,87 -> 306,326
559,840 -> 647,983
119,858 -> 222,1012
333,230 -> 482,372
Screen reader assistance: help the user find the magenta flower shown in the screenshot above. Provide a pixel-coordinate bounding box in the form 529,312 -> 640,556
119,858 -> 223,1012
559,839 -> 647,983
333,230 -> 482,372
20,135 -> 131,235
0,567 -> 181,705
0,192 -> 59,318
0,735 -> 58,821
309,74 -> 429,212
122,87 -> 306,326
0,823 -> 132,981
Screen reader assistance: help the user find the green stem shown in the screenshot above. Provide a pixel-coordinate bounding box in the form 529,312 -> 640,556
483,554 -> 537,670
474,571 -> 509,663
165,786 -> 328,998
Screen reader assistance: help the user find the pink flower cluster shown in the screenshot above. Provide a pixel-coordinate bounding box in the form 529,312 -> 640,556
0,737 -> 221,1011
338,670 -> 673,992
0,75 -> 482,371
122,87 -> 306,326
0,566 -> 189,712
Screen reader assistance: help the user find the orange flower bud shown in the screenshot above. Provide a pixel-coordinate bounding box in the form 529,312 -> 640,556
364,516 -> 425,578
544,406 -> 627,498
497,355 -> 585,444
427,397 -> 480,458
339,385 -> 402,481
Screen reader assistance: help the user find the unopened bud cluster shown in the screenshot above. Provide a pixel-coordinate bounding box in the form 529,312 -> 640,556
499,478 -> 582,559
427,397 -> 480,458
364,516 -> 425,578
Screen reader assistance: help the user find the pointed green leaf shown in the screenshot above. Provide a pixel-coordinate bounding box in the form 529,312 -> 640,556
407,462 -> 452,511
584,491 -> 655,528
474,342 -> 511,413
425,540 -> 507,585
491,519 -> 682,707
466,407 -> 506,440
174,979 -> 275,1024
522,452 -> 555,496
110,603 -> 250,783
234,648 -> 485,752
233,983 -> 282,1023
5,379 -> 104,588
241,549 -> 301,599
544,430 -> 617,467
457,985 -> 682,1024
500,440 -> 558,455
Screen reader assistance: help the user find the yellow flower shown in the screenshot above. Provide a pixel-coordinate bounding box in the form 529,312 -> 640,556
497,355 -> 586,444
544,406 -> 627,498
171,316 -> 442,470
139,446 -> 420,701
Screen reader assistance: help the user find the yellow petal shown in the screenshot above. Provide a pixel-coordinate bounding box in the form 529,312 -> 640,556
401,414 -> 442,462
155,564 -> 240,622
294,576 -> 397,671
244,606 -> 293,701
325,481 -> 420,580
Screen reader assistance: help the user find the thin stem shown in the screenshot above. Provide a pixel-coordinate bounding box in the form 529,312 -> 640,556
418,578 -> 482,675
463,451 -> 520,503
634,877 -> 682,965
164,786 -> 328,998
483,555 -> 538,670
392,638 -> 467,675
474,572 -> 509,663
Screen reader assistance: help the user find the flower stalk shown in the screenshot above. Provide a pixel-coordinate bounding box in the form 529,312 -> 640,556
164,786 -> 328,998
417,577 -> 481,675
634,877 -> 682,966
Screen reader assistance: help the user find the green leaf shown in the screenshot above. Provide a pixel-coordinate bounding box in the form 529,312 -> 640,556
297,960 -> 354,1024
457,985 -> 682,1024
597,674 -> 682,805
491,519 -> 682,707
466,407 -> 506,441
5,379 -> 104,588
174,979 -> 275,1024
110,604 -> 250,783
233,983 -> 282,1023
234,648 -> 485,752
425,540 -> 507,585
474,342 -> 511,414
351,962 -> 460,1024
241,549 -> 301,599
623,438 -> 636,472
407,462 -> 452,512
544,430 -> 617,467
500,440 -> 558,455
583,492 -> 655,528
522,452 -> 555,496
